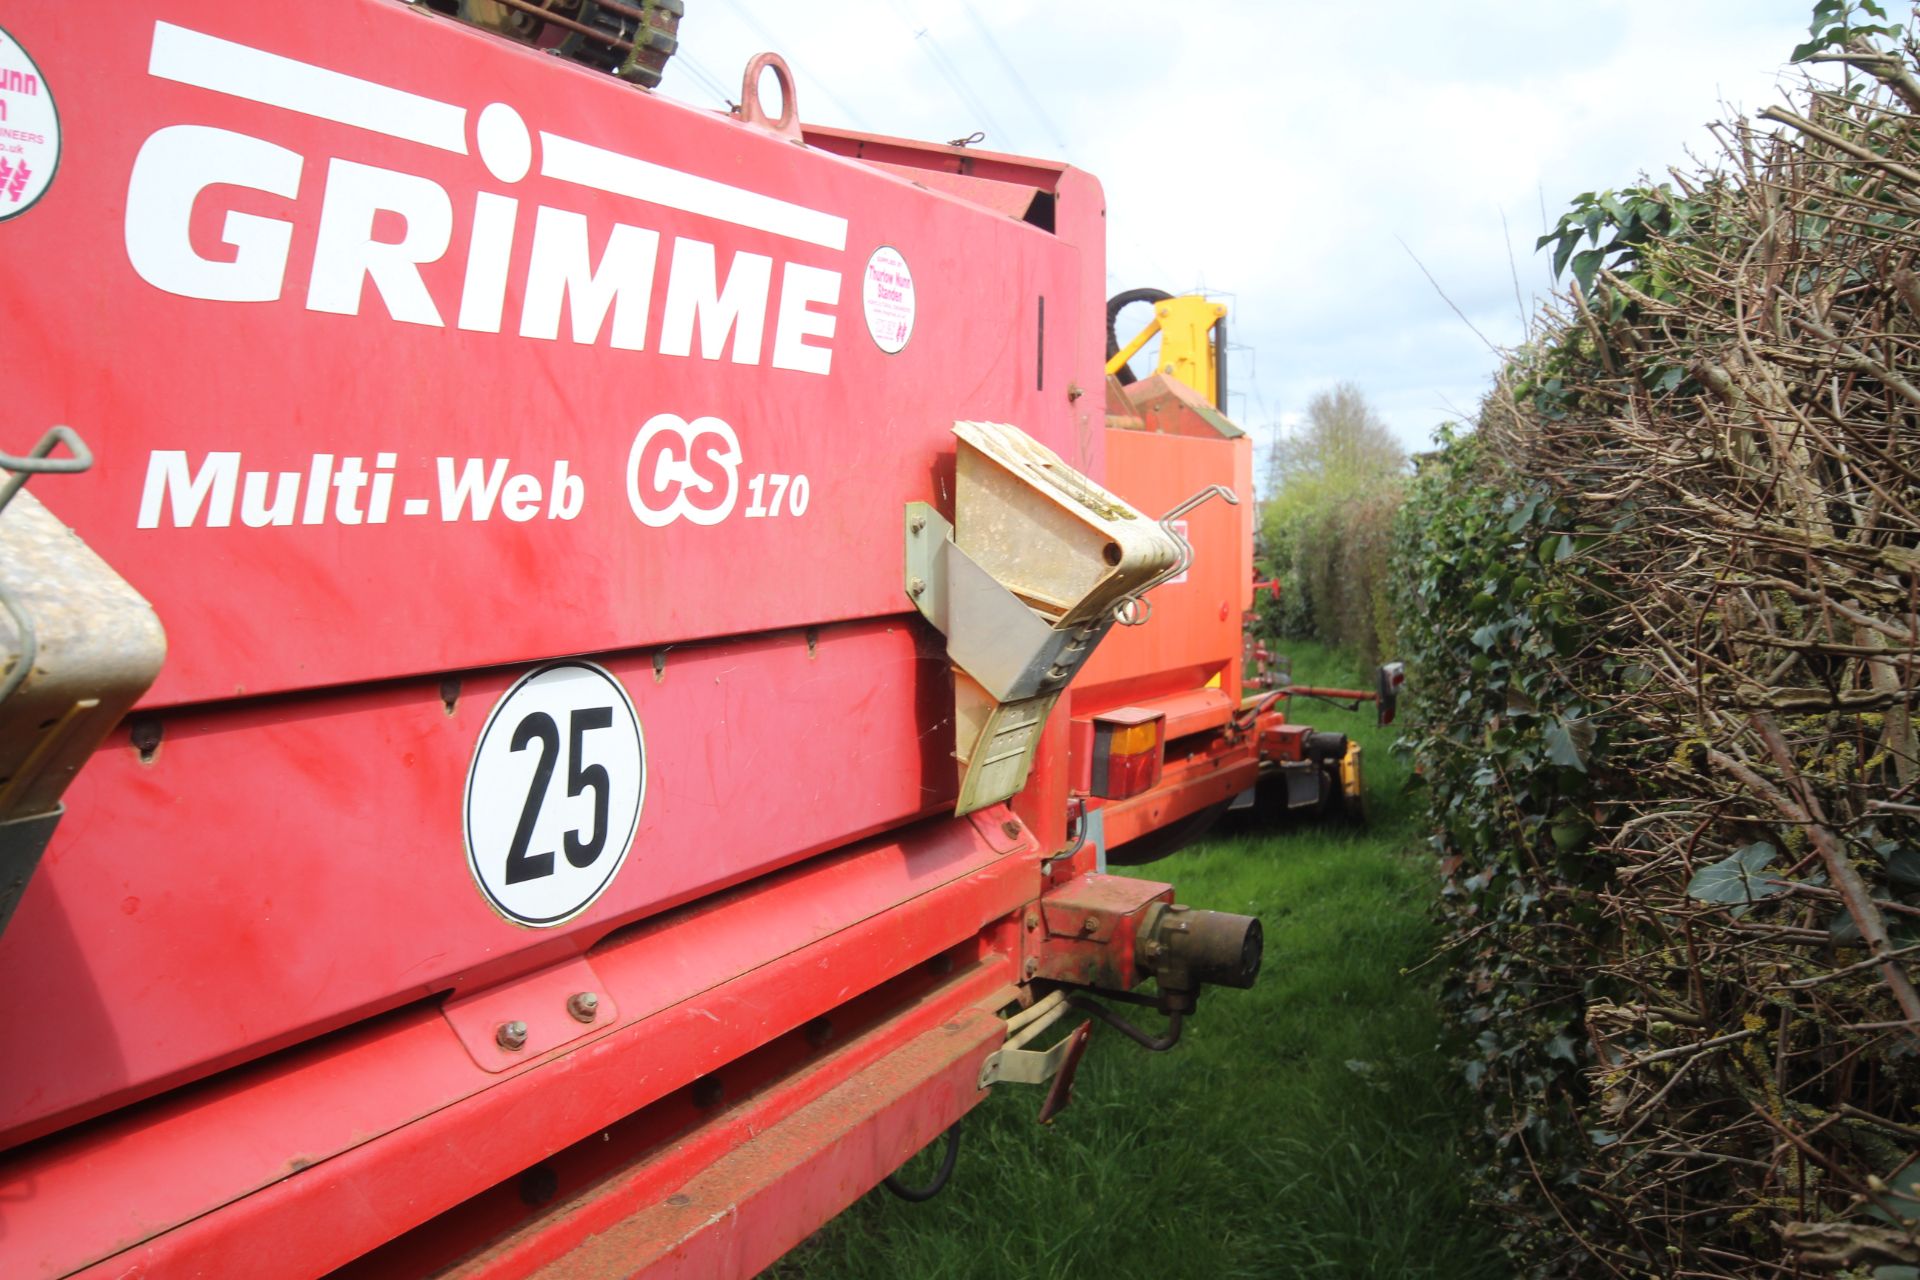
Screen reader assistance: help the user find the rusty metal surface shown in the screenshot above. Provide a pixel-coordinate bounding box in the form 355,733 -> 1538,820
1119,372 -> 1247,442
1031,872 -> 1171,991
1137,902 -> 1263,1002
1261,723 -> 1312,763
518,1009 -> 1002,1280
1035,1020 -> 1091,1124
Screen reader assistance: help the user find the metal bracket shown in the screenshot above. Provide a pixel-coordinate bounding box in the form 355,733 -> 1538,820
0,806 -> 61,937
903,502 -> 949,629
978,991 -> 1089,1088
441,955 -> 619,1073
905,504 -> 1113,704
905,422 -> 1182,814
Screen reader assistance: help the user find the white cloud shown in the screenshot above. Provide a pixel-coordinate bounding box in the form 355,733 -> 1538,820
660,0 -> 1892,453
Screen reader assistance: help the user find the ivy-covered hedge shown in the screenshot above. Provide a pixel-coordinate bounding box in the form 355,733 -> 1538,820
1394,11 -> 1920,1276
1392,429 -> 1616,1271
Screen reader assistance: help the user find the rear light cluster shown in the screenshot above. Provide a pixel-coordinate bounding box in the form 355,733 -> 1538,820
1070,707 -> 1166,800
1375,662 -> 1406,726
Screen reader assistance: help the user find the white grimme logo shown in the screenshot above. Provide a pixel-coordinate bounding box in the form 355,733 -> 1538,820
122,23 -> 846,374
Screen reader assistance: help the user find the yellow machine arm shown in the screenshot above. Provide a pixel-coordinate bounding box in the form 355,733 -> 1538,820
1105,291 -> 1229,410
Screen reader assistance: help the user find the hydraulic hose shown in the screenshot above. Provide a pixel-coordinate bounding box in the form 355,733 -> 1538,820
882,1121 -> 962,1203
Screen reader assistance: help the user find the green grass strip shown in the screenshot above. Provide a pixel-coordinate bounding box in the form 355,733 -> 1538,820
774,643 -> 1500,1280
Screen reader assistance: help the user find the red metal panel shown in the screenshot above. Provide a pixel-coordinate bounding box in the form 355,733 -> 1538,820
427,985 -> 1008,1280
0,621 -> 959,1145
1136,687 -> 1235,741
1072,429 -> 1253,713
1099,754 -> 1260,851
538,1013 -> 997,1280
1034,872 -> 1171,990
3,2 -> 1094,708
13,817 -> 1035,1280
1263,723 -> 1312,763
0,5 -> 1155,1275
800,127 -> 1111,481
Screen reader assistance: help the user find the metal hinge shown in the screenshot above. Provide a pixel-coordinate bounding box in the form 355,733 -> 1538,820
979,990 -> 1086,1088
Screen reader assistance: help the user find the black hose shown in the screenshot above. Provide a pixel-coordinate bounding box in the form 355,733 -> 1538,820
882,1120 -> 962,1203
1105,287 -> 1173,386
1066,995 -> 1184,1051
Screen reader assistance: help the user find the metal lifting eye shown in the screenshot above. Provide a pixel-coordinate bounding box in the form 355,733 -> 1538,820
737,52 -> 802,142
1112,484 -> 1240,627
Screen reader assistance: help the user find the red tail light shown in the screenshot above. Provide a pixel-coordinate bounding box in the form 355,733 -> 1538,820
1071,707 -> 1166,800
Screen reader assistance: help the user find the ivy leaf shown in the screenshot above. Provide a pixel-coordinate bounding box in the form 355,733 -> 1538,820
1828,913 -> 1920,947
1550,805 -> 1592,851
1551,234 -> 1578,278
1883,847 -> 1920,891
1687,842 -> 1783,905
1571,248 -> 1605,295
1505,493 -> 1543,533
1867,1156 -> 1920,1226
1543,718 -> 1589,772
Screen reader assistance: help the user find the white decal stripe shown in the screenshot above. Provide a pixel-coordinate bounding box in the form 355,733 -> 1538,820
149,22 -> 469,155
540,132 -> 848,253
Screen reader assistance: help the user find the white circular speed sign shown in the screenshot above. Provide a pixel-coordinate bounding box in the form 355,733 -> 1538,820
464,662 -> 645,927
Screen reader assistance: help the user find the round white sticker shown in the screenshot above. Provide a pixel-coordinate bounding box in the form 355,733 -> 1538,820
862,246 -> 915,354
0,27 -> 58,221
464,662 -> 645,927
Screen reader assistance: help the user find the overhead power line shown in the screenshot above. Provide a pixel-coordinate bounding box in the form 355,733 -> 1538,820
714,0 -> 874,129
913,26 -> 1018,148
885,0 -> 1017,149
961,1 -> 1068,152
670,52 -> 737,110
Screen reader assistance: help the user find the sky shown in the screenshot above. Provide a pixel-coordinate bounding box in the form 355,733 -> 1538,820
653,0 -> 1889,474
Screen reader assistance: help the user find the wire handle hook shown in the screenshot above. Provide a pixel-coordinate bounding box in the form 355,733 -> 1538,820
1113,484 -> 1240,627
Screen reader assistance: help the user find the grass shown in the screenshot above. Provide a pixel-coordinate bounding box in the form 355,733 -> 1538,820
772,642 -> 1501,1280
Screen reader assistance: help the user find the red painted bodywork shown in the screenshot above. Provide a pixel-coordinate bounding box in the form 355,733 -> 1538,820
1264,723 -> 1314,764
0,4 -> 1293,1276
1034,873 -> 1171,991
